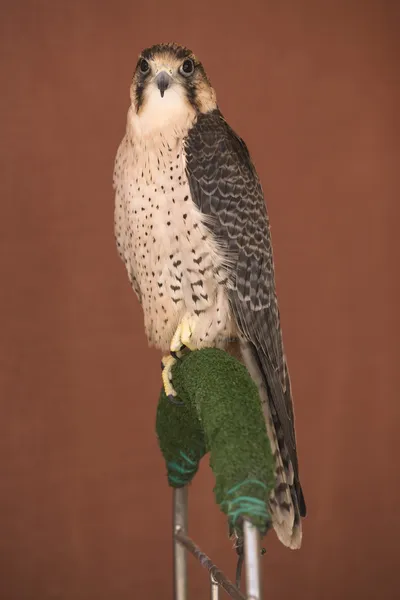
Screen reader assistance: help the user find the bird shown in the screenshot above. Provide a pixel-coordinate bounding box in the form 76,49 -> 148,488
113,42 -> 306,549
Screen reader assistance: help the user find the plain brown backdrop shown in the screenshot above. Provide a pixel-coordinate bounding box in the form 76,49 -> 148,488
1,1 -> 399,599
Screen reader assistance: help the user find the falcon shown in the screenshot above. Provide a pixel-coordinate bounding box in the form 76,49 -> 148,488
113,42 -> 306,548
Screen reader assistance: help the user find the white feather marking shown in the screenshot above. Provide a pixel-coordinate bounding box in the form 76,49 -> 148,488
129,81 -> 195,143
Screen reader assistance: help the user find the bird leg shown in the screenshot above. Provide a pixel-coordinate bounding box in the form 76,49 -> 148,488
170,313 -> 197,353
161,354 -> 180,400
161,314 -> 198,400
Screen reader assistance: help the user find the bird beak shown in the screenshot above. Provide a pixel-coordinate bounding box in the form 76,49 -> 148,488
155,71 -> 172,98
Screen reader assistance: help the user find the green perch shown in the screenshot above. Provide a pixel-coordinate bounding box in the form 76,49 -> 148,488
156,348 -> 276,536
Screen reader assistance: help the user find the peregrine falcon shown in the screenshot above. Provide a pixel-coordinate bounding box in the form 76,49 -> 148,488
113,42 -> 306,549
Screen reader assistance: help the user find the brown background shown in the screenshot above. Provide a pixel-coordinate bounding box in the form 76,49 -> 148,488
1,1 -> 399,599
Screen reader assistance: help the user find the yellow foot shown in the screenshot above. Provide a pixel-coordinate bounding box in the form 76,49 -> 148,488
161,354 -> 177,397
170,314 -> 197,353
161,354 -> 185,406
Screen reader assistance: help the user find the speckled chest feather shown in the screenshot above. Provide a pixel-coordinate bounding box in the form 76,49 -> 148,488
114,120 -> 235,352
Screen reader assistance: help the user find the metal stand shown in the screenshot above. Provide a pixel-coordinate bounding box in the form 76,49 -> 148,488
173,488 -> 262,600
173,487 -> 188,600
210,574 -> 220,600
243,521 -> 262,600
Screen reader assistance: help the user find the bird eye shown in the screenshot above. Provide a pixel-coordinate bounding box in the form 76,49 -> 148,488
140,59 -> 150,74
180,58 -> 194,77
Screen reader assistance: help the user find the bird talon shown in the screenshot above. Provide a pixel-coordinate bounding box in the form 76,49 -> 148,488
167,394 -> 185,406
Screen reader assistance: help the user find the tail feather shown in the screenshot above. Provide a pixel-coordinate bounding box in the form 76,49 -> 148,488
239,341 -> 303,549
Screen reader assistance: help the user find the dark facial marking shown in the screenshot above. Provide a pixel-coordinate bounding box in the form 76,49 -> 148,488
134,55 -> 152,110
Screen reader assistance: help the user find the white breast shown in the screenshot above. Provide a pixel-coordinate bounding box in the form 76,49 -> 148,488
114,101 -> 235,353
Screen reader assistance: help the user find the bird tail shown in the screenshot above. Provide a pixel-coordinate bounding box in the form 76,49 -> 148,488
239,341 -> 304,549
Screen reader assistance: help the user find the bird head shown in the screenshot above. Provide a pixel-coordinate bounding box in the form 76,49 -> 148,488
130,43 -> 217,118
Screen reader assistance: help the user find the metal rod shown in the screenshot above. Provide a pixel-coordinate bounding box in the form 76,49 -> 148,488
210,573 -> 220,600
173,487 -> 188,600
243,520 -> 262,600
175,529 -> 246,600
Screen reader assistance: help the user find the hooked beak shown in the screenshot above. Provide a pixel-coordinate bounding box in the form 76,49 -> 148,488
155,71 -> 172,98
